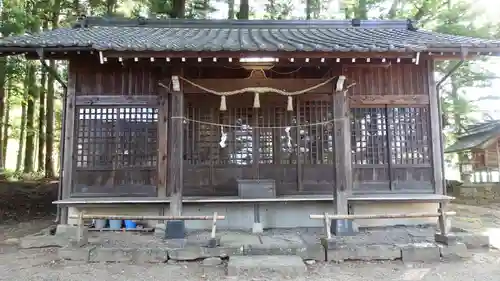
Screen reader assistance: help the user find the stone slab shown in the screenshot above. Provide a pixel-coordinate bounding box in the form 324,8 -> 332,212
220,232 -> 260,247
89,248 -> 136,263
227,255 -> 307,277
19,235 -> 71,249
438,242 -> 471,259
455,233 -> 490,249
134,248 -> 169,264
58,246 -> 94,262
168,246 -> 209,261
205,246 -> 245,258
202,257 -> 223,266
326,244 -> 401,262
400,242 -> 440,263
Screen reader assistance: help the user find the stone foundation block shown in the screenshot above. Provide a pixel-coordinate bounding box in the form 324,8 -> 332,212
56,225 -> 78,238
227,255 -> 307,277
168,247 -> 209,261
134,248 -> 169,264
19,235 -> 71,249
206,237 -> 221,248
400,243 -> 440,263
439,242 -> 470,259
327,244 -> 400,262
89,248 -> 136,263
153,223 -> 166,238
456,233 -> 490,249
435,233 -> 458,245
58,246 -> 94,262
245,243 -> 301,256
322,238 -> 400,262
205,246 -> 245,258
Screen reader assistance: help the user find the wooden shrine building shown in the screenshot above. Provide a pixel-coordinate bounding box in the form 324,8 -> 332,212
1,17 -> 500,231
446,120 -> 500,183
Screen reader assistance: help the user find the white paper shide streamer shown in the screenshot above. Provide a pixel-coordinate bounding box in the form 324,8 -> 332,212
284,127 -> 292,150
219,126 -> 227,148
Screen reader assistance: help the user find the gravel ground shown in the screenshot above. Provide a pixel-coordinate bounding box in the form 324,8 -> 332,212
0,248 -> 500,281
2,203 -> 500,281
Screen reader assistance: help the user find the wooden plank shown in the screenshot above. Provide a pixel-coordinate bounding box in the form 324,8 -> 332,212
296,98 -> 303,191
157,92 -> 168,198
182,78 -> 333,94
168,66 -> 184,216
60,63 -> 77,224
427,58 -> 444,196
75,95 -> 159,105
333,84 -> 352,223
349,95 -> 429,106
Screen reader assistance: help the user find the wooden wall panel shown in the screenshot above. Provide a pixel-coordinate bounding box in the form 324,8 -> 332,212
343,63 -> 428,97
73,60 -> 160,96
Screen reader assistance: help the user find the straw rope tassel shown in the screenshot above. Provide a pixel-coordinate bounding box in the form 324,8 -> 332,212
253,92 -> 260,108
287,96 -> 293,111
220,96 -> 227,111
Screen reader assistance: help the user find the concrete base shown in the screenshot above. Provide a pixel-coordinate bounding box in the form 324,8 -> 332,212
227,256 -> 307,277
252,223 -> 263,234
400,243 -> 441,263
67,201 -> 438,230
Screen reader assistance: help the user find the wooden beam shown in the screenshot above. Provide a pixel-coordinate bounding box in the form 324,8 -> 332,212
102,51 -> 416,59
60,63 -> 77,224
75,95 -> 159,106
332,84 -> 352,235
168,67 -> 184,216
427,59 -> 444,196
183,78 -> 332,94
349,95 -> 429,106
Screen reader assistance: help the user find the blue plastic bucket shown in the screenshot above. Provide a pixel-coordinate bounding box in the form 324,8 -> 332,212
124,220 -> 137,229
109,219 -> 122,230
94,219 -> 107,229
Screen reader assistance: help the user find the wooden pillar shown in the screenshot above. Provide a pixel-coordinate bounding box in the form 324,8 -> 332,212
332,87 -> 352,235
427,59 -> 444,196
168,69 -> 184,217
158,88 -> 169,199
60,63 -> 77,224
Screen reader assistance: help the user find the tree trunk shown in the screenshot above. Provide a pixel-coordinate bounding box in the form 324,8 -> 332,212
38,65 -> 47,172
17,82 -> 28,173
45,60 -> 56,178
2,89 -> 9,168
2,77 -> 10,168
355,0 -> 368,19
227,0 -> 234,19
237,0 -> 249,19
24,62 -> 37,174
0,58 -> 5,174
172,0 -> 186,18
306,0 -> 312,19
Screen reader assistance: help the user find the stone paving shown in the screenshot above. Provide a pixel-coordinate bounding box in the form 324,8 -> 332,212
47,224 -> 488,266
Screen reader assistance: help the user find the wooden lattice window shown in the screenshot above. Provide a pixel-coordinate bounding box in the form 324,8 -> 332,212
388,107 -> 430,165
298,100 -> 334,164
351,108 -> 388,165
74,106 -> 158,195
350,106 -> 430,165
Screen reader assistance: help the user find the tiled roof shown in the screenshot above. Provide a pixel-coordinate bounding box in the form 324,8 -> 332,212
1,17 -> 500,53
445,120 -> 500,153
